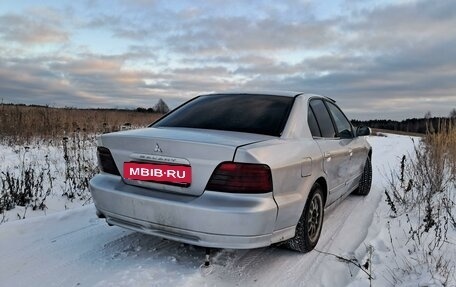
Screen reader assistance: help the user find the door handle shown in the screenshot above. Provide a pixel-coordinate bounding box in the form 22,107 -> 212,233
348,149 -> 353,157
324,152 -> 331,161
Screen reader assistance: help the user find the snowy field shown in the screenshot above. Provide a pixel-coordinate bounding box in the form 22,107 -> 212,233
0,135 -> 97,222
0,134 -> 454,287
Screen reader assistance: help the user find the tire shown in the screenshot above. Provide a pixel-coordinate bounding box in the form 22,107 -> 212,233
281,183 -> 324,253
352,156 -> 372,196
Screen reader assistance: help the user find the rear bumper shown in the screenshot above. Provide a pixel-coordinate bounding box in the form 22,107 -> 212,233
89,174 -> 281,249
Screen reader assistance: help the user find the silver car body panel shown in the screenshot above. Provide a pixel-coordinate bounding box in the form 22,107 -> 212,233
90,174 -> 291,248
100,127 -> 274,197
90,92 -> 371,249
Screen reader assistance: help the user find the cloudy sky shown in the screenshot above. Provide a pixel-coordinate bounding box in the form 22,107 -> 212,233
0,0 -> 455,120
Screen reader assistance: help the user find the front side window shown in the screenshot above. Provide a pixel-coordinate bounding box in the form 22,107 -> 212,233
326,101 -> 353,136
309,99 -> 336,138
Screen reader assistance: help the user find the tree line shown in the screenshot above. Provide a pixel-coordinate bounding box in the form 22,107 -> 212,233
1,98 -> 170,114
352,109 -> 456,134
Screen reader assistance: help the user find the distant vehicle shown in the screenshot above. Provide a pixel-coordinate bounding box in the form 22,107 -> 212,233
90,92 -> 372,252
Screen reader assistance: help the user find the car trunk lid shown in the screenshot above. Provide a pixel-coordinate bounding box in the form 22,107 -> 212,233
100,127 -> 274,196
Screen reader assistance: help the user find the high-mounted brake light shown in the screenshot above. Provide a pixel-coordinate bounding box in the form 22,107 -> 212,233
97,146 -> 120,176
206,162 -> 273,193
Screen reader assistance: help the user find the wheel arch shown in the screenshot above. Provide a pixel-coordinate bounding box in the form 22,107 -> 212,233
315,177 -> 328,206
280,175 -> 327,252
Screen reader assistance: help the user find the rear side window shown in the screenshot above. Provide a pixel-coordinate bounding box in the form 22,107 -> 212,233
326,101 -> 353,136
153,94 -> 294,137
309,99 -> 336,138
308,107 -> 321,137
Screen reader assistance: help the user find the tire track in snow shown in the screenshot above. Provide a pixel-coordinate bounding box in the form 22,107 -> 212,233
190,193 -> 368,287
0,213 -> 126,286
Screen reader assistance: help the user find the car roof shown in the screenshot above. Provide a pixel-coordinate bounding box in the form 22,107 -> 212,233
201,91 -> 336,102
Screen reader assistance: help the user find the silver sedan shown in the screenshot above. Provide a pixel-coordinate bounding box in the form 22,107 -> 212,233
89,92 -> 372,252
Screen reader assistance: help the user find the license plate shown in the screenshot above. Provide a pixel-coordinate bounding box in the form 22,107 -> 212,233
123,162 -> 192,186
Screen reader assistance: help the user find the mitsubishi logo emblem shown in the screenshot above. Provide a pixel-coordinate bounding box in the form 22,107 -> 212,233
154,143 -> 163,153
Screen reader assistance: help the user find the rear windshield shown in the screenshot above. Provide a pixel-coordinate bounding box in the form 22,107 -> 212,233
152,94 -> 295,137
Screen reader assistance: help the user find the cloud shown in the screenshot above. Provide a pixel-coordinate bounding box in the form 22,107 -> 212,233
342,0 -> 456,51
0,56 -> 143,107
166,17 -> 338,54
0,8 -> 69,44
0,0 -> 455,120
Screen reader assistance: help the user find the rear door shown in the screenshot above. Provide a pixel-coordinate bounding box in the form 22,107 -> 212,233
309,99 -> 350,204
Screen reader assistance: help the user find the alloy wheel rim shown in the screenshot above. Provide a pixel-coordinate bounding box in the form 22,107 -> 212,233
307,193 -> 323,242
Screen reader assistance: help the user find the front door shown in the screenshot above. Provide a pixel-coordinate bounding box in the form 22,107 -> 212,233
309,99 -> 351,204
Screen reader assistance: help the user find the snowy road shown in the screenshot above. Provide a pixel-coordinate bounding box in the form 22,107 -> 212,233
0,135 -> 416,287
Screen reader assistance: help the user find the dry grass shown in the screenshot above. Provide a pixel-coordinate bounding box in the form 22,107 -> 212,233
384,119 -> 456,284
0,104 -> 162,144
0,104 -> 164,217
423,121 -> 456,181
386,120 -> 456,213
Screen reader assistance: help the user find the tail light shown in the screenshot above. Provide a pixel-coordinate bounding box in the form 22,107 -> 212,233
206,162 -> 273,193
97,146 -> 120,176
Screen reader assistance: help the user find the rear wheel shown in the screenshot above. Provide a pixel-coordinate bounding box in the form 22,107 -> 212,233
281,183 -> 324,253
352,157 -> 372,196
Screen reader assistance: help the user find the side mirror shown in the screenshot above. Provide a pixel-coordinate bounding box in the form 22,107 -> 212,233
339,129 -> 354,139
356,126 -> 371,137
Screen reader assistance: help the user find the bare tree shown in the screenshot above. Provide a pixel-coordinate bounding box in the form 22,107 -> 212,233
424,111 -> 434,133
154,99 -> 170,114
450,108 -> 456,119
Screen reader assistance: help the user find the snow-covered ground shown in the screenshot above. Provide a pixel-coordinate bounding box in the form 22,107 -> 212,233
0,136 -> 97,222
0,135 -> 454,286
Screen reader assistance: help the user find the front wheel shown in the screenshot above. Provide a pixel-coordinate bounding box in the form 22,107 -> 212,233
352,157 -> 372,196
281,183 -> 324,253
